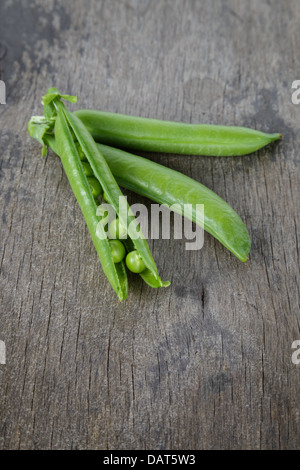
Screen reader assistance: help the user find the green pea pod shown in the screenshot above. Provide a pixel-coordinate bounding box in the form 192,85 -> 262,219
96,144 -> 251,262
61,108 -> 169,289
54,107 -> 129,301
74,109 -> 281,157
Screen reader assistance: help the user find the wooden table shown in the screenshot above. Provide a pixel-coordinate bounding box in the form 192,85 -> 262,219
0,0 -> 299,450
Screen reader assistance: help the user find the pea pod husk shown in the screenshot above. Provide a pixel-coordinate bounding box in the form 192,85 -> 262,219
74,109 -> 281,157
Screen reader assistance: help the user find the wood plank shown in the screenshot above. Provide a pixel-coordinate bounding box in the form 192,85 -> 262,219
0,0 -> 299,450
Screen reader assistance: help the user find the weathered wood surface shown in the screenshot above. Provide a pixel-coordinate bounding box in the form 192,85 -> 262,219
0,0 -> 299,450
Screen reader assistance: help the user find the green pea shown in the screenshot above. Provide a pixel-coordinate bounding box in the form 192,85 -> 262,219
109,239 -> 126,264
87,176 -> 103,199
81,161 -> 94,176
75,141 -> 87,161
126,250 -> 146,273
75,109 -> 282,157
108,218 -> 127,239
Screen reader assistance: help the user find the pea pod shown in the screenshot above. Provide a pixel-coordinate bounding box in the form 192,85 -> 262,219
74,109 -> 281,157
62,107 -> 169,289
54,107 -> 129,301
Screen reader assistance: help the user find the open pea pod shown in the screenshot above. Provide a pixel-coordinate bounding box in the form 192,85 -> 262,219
62,107 -> 169,289
54,106 -> 129,301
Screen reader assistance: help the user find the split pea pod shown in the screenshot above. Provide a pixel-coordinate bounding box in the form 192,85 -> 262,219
54,107 -> 128,301
74,110 -> 281,156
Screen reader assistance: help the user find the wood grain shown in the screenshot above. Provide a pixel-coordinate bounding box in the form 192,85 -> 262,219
0,0 -> 299,450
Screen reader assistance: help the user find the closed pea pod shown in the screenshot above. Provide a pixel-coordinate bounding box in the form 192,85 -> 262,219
109,240 -> 126,264
87,176 -> 103,199
75,109 -> 281,157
